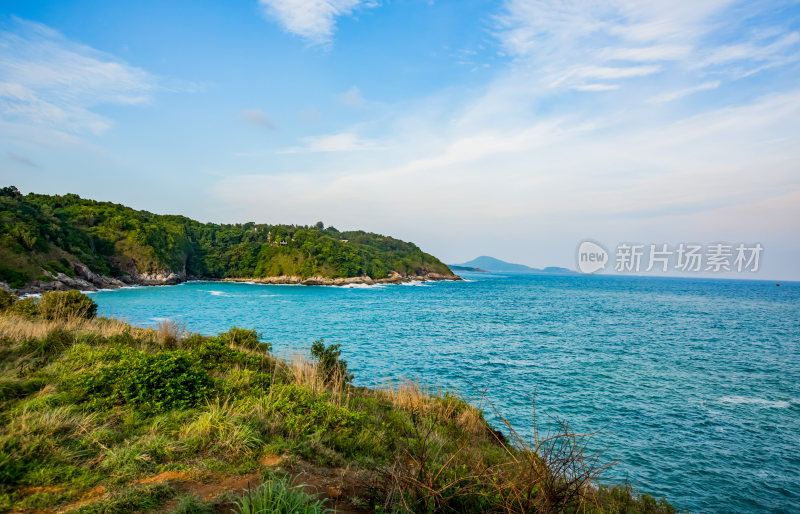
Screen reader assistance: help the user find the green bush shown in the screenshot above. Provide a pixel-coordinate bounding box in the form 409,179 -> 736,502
37,290 -> 97,320
232,476 -> 330,514
271,384 -> 362,436
310,339 -> 352,385
0,289 -> 17,311
9,297 -> 38,318
216,327 -> 269,352
77,348 -> 212,413
23,328 -> 74,357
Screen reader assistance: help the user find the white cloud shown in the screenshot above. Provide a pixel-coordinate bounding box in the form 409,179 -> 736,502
338,85 -> 364,106
492,0 -> 799,94
649,81 -> 721,104
258,0 -> 376,45
572,83 -> 619,92
0,18 -> 156,136
699,31 -> 800,67
280,132 -> 379,153
600,45 -> 691,62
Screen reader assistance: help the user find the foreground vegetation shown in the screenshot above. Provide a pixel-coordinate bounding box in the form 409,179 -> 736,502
0,186 -> 453,289
0,290 -> 676,513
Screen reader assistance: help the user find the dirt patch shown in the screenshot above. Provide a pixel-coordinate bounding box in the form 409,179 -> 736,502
56,485 -> 106,513
136,470 -> 194,485
259,454 -> 282,466
280,461 -> 380,513
182,472 -> 261,502
21,485 -> 63,495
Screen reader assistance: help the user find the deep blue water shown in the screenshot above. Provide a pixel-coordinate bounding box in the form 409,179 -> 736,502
89,273 -> 800,512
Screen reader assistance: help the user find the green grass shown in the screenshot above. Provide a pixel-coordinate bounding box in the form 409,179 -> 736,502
232,475 -> 331,514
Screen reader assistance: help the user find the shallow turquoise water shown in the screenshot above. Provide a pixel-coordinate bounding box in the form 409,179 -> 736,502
89,274 -> 800,512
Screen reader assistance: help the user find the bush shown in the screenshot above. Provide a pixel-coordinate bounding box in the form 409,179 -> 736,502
0,289 -> 17,311
270,384 -> 362,436
9,297 -> 38,318
310,339 -> 352,385
23,328 -> 74,357
217,327 -> 269,352
37,290 -> 97,320
232,476 -> 330,514
77,348 -> 212,413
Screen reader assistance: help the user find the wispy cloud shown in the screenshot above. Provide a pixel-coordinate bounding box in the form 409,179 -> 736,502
280,132 -> 379,153
241,108 -> 277,129
0,18 -> 156,136
493,0 -> 799,94
258,0 -> 378,45
649,81 -> 721,104
338,85 -> 364,106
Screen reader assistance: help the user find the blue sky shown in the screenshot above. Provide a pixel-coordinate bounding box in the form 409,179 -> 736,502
1,0 -> 799,279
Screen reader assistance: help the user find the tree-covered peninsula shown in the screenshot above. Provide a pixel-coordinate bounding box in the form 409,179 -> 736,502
0,186 -> 456,292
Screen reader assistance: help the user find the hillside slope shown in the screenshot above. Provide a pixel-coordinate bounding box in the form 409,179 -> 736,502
0,186 -> 456,292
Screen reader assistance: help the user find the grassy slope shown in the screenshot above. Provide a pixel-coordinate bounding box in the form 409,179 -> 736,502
0,306 -> 676,513
0,186 -> 454,289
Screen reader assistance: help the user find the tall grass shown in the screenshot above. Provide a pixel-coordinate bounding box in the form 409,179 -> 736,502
232,476 -> 331,514
0,313 -> 154,343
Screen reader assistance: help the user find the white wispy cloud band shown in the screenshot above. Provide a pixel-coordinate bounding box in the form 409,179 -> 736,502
258,0 -> 377,44
0,18 -> 156,136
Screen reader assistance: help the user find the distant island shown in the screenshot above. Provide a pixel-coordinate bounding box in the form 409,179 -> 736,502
0,186 -> 458,293
448,264 -> 489,273
452,255 -> 576,275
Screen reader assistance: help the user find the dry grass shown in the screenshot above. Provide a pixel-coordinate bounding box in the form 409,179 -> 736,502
0,313 -> 156,343
275,352 -> 351,407
156,319 -> 185,348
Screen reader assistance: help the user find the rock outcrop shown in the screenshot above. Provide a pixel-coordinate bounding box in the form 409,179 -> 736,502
15,262 -> 459,295
224,270 -> 462,286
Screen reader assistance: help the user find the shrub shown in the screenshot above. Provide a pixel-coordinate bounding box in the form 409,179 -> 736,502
77,348 -> 212,413
37,290 -> 97,320
0,289 -> 17,311
270,384 -> 362,436
217,327 -> 269,352
9,297 -> 38,318
23,328 -> 74,357
232,476 -> 330,514
156,319 -> 184,349
310,339 -> 352,385
195,337 -> 241,370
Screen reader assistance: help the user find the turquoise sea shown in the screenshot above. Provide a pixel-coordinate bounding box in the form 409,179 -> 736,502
89,273 -> 800,512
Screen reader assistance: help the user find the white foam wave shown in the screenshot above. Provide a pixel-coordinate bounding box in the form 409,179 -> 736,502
718,396 -> 792,408
341,283 -> 385,289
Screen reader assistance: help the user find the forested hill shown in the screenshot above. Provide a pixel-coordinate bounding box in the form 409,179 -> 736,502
0,186 -> 455,290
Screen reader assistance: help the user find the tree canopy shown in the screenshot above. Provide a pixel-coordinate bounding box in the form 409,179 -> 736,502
0,187 -> 453,288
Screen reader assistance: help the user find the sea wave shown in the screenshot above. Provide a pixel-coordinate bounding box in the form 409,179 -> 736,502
718,396 -> 793,408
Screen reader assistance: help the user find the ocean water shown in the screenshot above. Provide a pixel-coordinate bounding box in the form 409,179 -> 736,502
89,273 -> 800,512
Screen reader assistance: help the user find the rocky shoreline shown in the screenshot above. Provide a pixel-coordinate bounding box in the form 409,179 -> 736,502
8,266 -> 461,295
222,271 -> 460,286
